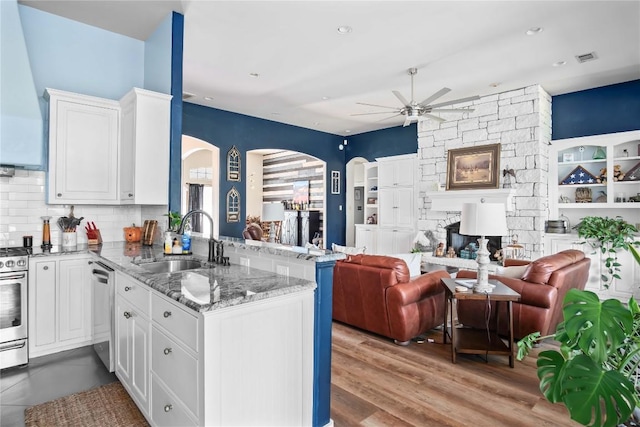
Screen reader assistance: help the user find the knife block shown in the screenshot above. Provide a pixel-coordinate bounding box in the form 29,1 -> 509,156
87,229 -> 103,245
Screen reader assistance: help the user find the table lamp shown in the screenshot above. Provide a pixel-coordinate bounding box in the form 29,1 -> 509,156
459,202 -> 508,293
262,202 -> 284,243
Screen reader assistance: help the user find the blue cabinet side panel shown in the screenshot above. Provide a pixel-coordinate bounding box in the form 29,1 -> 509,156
313,260 -> 335,427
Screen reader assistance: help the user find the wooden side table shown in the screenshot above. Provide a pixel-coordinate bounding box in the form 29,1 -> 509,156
440,278 -> 521,368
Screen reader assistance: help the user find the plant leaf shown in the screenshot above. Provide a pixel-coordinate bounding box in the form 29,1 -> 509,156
537,350 -> 567,403
563,289 -> 633,364
561,354 -> 636,427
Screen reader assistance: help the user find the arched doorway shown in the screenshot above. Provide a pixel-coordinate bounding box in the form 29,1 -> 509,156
181,135 -> 220,238
245,149 -> 326,247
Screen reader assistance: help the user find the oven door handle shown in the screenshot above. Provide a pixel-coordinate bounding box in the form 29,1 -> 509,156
0,273 -> 26,281
0,341 -> 26,352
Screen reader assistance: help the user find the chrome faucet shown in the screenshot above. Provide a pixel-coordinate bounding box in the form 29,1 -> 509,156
178,209 -> 216,263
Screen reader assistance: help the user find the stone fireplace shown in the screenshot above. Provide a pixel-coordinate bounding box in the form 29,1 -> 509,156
415,84 -> 552,260
446,221 -> 503,261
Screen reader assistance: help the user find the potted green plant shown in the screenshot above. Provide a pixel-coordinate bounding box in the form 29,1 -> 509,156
574,216 -> 638,287
164,211 -> 182,232
517,244 -> 640,427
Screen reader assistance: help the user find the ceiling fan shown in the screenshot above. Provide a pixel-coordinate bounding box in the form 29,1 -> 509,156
353,68 -> 480,127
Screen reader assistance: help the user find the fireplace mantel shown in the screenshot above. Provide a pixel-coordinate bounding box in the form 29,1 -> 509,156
424,188 -> 515,212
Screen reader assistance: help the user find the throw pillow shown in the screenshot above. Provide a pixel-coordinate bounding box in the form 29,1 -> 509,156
387,253 -> 422,277
331,243 -> 366,255
495,264 -> 528,279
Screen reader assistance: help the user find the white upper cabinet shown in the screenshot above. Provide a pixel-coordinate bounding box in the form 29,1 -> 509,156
120,88 -> 172,205
378,156 -> 415,188
45,87 -> 172,205
46,89 -> 120,204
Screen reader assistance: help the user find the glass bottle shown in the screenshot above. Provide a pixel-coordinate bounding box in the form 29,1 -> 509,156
41,216 -> 52,250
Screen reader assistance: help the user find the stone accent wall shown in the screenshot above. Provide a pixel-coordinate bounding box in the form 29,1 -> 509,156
417,85 -> 551,259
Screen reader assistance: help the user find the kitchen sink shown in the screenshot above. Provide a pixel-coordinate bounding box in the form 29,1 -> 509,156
138,259 -> 203,274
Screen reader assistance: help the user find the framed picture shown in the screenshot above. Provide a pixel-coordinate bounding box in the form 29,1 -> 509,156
562,152 -> 575,162
292,180 -> 309,204
446,143 -> 501,190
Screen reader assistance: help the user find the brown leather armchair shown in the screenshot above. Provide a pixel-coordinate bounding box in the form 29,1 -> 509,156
455,249 -> 590,340
333,254 -> 450,345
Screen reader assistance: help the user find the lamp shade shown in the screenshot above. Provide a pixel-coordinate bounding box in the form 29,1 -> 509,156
262,202 -> 284,222
459,202 -> 508,237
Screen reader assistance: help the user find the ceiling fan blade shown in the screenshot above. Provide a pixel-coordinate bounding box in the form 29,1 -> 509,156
423,113 -> 446,123
351,111 -> 401,116
428,95 -> 480,109
418,87 -> 451,108
403,116 -> 412,127
430,108 -> 475,113
377,113 -> 402,122
356,102 -> 399,110
392,90 -> 410,107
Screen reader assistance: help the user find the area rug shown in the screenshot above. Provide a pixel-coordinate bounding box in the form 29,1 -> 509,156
24,381 -> 150,427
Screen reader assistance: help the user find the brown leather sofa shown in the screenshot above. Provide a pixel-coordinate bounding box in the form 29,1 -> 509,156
332,254 -> 450,345
455,249 -> 590,340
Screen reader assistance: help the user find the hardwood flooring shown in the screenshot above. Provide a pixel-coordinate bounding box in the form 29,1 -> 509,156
330,322 -> 580,427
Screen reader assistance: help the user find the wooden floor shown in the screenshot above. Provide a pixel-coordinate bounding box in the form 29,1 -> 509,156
330,322 -> 580,427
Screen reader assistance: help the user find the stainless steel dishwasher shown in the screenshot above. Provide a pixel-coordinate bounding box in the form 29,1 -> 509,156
90,260 -> 114,372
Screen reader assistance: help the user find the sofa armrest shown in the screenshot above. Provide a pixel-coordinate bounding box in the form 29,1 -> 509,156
456,270 -> 555,309
504,259 -> 531,267
387,270 -> 449,306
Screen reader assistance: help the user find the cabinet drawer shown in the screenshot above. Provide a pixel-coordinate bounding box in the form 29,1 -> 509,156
151,374 -> 197,427
151,294 -> 198,352
151,327 -> 198,417
117,276 -> 150,317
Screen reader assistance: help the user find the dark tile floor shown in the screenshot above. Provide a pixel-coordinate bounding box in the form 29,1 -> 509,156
0,346 -> 117,426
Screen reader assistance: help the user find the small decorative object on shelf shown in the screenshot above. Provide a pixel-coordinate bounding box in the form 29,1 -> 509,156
502,166 -> 515,188
575,186 -> 592,203
435,242 -> 445,257
578,145 -> 585,161
446,247 -> 456,258
560,165 -> 598,185
622,161 -> 640,181
562,153 -> 574,162
592,146 -> 606,160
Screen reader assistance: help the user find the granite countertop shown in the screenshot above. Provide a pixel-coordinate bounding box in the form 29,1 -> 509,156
31,241 -> 319,313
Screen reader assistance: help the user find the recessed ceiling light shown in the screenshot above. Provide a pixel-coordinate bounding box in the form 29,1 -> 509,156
203,96 -> 214,101
345,130 -> 351,133
526,27 -> 543,36
552,60 -> 567,67
321,96 -> 330,100
337,25 -> 352,34
249,72 -> 259,78
489,83 -> 500,88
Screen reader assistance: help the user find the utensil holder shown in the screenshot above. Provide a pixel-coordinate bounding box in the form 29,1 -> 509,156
62,231 -> 77,248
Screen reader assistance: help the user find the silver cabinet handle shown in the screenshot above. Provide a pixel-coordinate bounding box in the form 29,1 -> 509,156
43,266 -> 49,270
57,193 -> 62,197
163,311 -> 172,318
124,286 -> 131,292
164,404 -> 172,412
163,347 -> 172,355
128,193 -> 133,197
123,311 -> 131,319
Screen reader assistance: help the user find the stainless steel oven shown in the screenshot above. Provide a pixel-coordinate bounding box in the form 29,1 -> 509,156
0,247 -> 29,370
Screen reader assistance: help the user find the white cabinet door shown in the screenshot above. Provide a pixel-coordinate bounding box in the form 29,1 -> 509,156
116,293 -> 150,415
355,225 -> 377,254
378,187 -> 414,228
119,88 -> 172,205
378,158 -> 415,188
28,254 -> 92,358
29,260 -> 56,352
378,228 -> 415,254
46,89 -> 119,204
58,258 -> 91,343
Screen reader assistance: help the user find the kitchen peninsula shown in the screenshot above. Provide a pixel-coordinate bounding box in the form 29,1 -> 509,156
30,239 -> 339,427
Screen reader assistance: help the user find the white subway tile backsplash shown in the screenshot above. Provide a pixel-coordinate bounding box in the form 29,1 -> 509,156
0,170 -> 165,248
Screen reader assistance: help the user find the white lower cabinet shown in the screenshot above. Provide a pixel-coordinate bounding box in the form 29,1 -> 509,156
545,234 -> 640,302
29,254 -> 92,358
377,228 -> 415,254
115,273 -> 151,417
114,271 -> 314,426
355,224 -> 378,253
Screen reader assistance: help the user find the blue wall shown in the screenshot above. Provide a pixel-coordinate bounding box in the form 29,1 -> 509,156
182,103 -> 346,246
552,79 -> 640,140
346,124 -> 418,162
